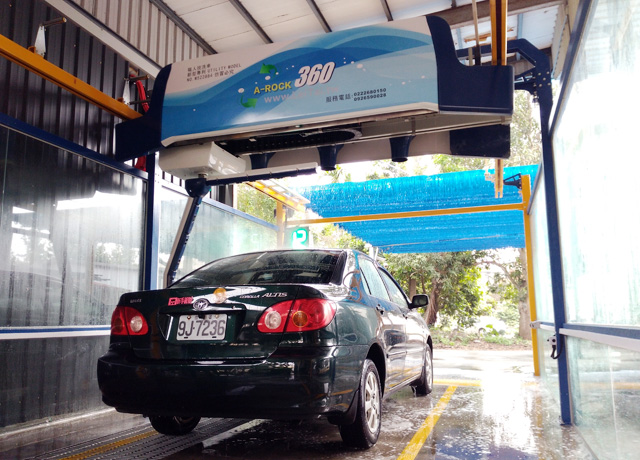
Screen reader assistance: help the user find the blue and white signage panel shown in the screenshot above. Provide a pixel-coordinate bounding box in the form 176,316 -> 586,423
161,17 -> 438,146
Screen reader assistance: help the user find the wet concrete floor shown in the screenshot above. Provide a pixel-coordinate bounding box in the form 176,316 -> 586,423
0,349 -> 596,459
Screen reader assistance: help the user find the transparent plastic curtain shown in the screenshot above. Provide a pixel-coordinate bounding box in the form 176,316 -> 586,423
550,0 -> 640,457
0,127 -> 145,328
159,187 -> 277,282
0,126 -> 145,426
552,0 -> 640,326
529,168 -> 554,322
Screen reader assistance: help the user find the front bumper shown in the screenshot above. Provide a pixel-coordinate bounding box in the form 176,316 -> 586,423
97,345 -> 363,420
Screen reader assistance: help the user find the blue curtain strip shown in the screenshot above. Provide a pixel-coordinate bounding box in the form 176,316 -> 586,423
297,165 -> 538,253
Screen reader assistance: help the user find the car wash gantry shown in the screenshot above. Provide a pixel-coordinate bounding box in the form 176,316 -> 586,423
1,4 -> 553,374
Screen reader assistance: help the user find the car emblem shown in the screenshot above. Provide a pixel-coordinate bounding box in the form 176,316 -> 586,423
193,298 -> 212,311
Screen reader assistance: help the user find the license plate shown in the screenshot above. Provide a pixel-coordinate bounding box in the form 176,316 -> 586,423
176,314 -> 227,341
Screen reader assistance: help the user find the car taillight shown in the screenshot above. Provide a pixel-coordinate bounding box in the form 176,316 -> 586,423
257,300 -> 291,333
257,299 -> 336,333
111,307 -> 127,335
110,306 -> 149,336
288,299 -> 336,332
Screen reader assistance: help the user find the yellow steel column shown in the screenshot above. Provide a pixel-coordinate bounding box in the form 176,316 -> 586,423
521,175 -> 540,376
276,202 -> 286,248
489,0 -> 508,66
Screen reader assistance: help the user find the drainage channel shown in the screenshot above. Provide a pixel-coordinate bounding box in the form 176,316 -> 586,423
31,418 -> 250,460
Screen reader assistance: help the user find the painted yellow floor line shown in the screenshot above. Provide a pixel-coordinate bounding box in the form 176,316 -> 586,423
396,385 -> 457,460
435,378 -> 481,387
436,378 -> 541,388
61,430 -> 158,460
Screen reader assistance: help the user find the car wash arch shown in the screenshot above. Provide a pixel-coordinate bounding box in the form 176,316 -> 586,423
108,11 -> 570,423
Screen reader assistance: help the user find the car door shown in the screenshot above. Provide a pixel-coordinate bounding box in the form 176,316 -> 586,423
379,269 -> 427,384
357,256 -> 407,389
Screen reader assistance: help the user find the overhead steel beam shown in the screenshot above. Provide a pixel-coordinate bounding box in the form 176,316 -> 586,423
431,0 -> 561,28
0,33 -> 141,120
44,0 -> 161,77
380,0 -> 394,21
229,0 -> 273,44
306,0 -> 332,33
288,201 -> 525,226
149,0 -> 217,55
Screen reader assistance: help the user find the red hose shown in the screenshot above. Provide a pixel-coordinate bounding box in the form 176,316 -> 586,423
131,73 -> 149,171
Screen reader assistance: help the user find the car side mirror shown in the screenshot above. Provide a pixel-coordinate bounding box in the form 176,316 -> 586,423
409,294 -> 429,309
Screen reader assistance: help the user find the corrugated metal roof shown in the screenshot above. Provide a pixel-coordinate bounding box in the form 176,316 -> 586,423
158,0 -> 562,68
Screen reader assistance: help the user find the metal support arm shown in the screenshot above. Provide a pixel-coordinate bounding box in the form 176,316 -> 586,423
164,178 -> 211,288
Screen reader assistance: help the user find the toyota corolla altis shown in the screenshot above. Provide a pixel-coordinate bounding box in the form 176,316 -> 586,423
97,249 -> 433,448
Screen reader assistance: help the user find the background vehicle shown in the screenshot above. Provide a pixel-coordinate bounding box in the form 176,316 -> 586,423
97,249 -> 433,448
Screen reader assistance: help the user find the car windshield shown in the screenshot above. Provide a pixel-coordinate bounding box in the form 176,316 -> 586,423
171,250 -> 342,288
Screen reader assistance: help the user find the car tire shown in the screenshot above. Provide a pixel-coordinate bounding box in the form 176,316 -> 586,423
149,415 -> 201,435
339,359 -> 381,448
413,346 -> 433,396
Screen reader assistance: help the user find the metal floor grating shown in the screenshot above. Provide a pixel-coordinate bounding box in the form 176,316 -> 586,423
30,418 -> 249,460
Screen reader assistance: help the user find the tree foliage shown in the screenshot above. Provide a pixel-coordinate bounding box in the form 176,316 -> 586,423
322,164 -> 353,183
383,251 -> 486,326
481,248 -> 532,339
510,91 -> 542,166
236,184 -> 276,224
311,224 -> 367,251
433,91 -> 541,172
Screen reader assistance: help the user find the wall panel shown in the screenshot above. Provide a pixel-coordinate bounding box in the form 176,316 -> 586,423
0,122 -> 145,427
0,0 -> 127,156
549,0 -> 640,456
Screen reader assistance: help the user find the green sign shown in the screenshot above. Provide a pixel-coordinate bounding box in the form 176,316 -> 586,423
291,227 -> 309,249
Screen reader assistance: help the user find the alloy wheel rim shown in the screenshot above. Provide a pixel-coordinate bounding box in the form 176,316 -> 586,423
364,371 -> 380,433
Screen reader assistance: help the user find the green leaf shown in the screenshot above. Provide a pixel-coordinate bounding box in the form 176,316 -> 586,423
259,64 -> 277,74
240,96 -> 258,108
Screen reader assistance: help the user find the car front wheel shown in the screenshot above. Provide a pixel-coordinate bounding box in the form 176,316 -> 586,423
149,415 -> 201,435
339,359 -> 381,448
413,346 -> 433,396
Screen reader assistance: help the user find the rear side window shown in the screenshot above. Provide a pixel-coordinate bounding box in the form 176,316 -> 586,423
171,250 -> 341,287
359,259 -> 390,301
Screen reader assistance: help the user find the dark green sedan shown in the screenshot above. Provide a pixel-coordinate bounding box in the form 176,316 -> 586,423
97,249 -> 433,448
